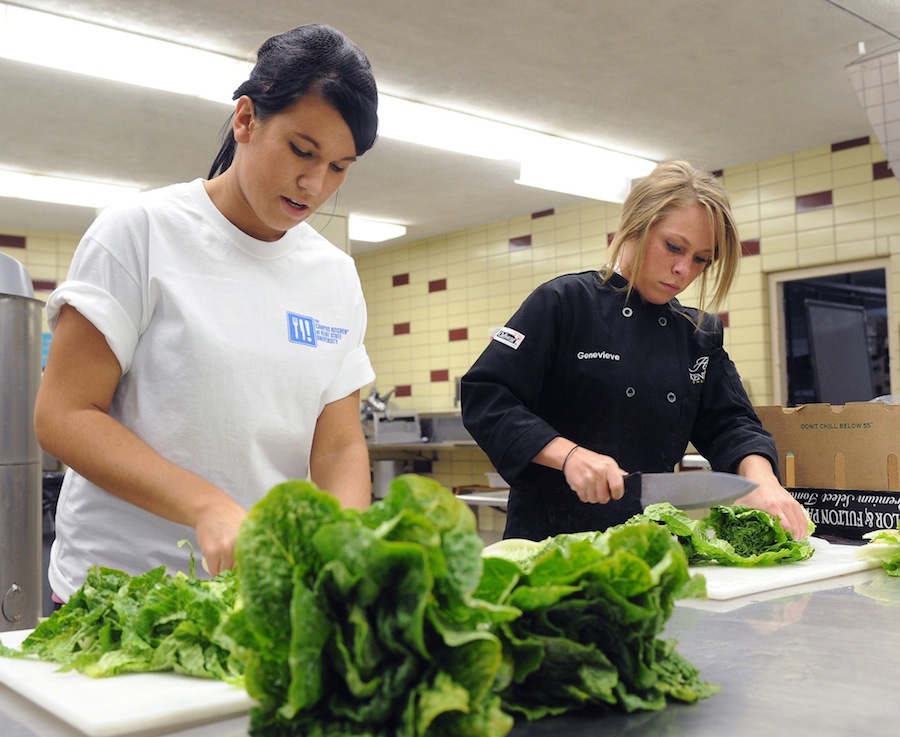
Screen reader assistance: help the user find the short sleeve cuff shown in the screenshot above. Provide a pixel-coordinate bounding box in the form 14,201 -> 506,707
323,344 -> 376,405
46,281 -> 139,373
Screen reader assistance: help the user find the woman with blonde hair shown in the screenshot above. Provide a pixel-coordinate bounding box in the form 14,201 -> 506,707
462,160 -> 809,540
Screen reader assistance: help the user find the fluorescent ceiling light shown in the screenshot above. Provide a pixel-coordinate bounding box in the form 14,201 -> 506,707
0,3 -> 250,104
0,3 -> 656,212
0,167 -> 406,242
348,217 -> 407,243
0,170 -> 141,208
517,138 -> 658,203
378,96 -> 526,160
378,95 -> 655,202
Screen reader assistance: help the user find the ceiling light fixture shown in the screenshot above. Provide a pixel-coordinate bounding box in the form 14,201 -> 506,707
0,3 -> 249,104
377,96 -> 524,160
348,217 -> 408,243
516,137 -> 658,203
377,96 -> 656,202
0,3 -> 656,211
0,169 -> 141,208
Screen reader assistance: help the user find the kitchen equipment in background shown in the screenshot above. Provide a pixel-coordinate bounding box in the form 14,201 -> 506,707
361,385 -> 395,415
363,414 -> 422,445
0,253 -> 43,631
361,386 -> 422,445
418,411 -> 474,444
485,472 -> 509,488
371,459 -> 410,499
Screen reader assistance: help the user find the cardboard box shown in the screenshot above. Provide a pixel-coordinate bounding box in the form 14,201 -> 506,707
756,402 -> 900,491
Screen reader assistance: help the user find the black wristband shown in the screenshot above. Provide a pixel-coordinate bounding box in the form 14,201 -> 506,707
561,445 -> 581,475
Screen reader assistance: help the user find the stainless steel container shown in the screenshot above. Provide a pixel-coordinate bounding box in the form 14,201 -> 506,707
372,459 -> 410,499
0,253 -> 43,631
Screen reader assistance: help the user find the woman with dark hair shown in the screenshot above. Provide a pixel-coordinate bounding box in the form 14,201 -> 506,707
462,161 -> 810,542
35,24 -> 379,602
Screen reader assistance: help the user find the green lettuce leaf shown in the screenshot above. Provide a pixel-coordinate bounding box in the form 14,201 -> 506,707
634,502 -> 816,566
858,523 -> 900,575
5,550 -> 242,682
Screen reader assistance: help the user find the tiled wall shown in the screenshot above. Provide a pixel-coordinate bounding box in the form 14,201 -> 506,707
3,137 -> 900,494
354,137 -> 900,489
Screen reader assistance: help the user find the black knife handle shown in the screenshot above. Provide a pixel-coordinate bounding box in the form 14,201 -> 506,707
623,472 -> 641,495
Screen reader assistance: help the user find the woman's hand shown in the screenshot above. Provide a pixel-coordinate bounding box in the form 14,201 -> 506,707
535,439 -> 627,504
194,497 -> 248,575
736,455 -> 811,540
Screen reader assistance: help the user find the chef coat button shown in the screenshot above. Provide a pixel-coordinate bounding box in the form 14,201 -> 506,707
626,387 -> 636,398
658,316 -> 668,326
622,307 -> 633,318
667,392 -> 677,403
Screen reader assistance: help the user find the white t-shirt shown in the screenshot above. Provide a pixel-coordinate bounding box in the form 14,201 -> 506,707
46,179 -> 375,599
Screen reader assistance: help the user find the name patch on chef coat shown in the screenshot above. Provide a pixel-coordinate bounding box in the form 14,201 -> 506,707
492,326 -> 525,350
689,356 -> 709,384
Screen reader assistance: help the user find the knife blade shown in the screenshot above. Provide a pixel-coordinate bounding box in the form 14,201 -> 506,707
625,471 -> 757,510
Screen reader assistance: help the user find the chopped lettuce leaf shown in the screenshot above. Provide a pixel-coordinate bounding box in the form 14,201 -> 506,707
858,523 -> 900,576
635,502 -> 815,566
5,554 -> 242,682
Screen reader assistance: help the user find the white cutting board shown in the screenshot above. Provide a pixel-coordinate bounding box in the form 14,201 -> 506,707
0,629 -> 254,736
688,537 -> 881,600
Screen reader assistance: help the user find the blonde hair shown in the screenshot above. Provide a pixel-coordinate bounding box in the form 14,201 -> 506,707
603,160 -> 740,326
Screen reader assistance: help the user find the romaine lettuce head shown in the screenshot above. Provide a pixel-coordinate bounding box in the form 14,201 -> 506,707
233,476 -> 513,737
477,521 -> 714,719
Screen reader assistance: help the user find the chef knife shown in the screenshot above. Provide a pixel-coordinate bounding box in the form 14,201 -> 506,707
625,471 -> 757,510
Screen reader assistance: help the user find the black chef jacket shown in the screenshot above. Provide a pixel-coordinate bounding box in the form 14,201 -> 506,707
460,271 -> 778,540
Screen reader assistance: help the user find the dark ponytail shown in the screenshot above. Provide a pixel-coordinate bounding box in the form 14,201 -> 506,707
208,24 -> 378,179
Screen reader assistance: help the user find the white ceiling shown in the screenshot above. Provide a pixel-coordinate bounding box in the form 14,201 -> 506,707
1,0 -> 899,252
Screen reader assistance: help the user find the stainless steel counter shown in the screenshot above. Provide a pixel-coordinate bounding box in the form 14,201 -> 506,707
2,561 -> 897,736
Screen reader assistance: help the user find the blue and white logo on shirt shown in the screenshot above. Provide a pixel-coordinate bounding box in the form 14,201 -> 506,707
286,312 -> 349,347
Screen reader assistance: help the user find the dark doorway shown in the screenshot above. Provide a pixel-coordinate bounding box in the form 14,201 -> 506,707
783,269 -> 889,406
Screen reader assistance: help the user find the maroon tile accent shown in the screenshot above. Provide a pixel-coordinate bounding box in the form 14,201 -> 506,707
394,385 -> 412,398
831,136 -> 870,152
430,369 -> 449,382
392,273 -> 410,287
509,235 -> 532,250
448,327 -> 468,342
531,208 -> 555,219
717,312 -> 730,328
393,322 -> 411,335
0,234 -> 26,248
873,161 -> 894,180
795,190 -> 833,212
32,279 -> 57,291
741,239 -> 761,257
428,278 -> 447,293
607,232 -> 616,246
